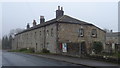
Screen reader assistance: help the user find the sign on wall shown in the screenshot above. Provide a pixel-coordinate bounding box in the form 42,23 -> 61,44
112,43 -> 115,50
62,43 -> 67,52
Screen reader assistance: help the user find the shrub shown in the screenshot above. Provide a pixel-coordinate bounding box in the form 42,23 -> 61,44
41,48 -> 50,53
92,41 -> 103,54
27,48 -> 35,53
116,52 -> 120,58
19,48 -> 27,52
19,48 -> 35,53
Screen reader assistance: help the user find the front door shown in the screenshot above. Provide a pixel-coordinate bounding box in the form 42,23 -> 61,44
81,42 -> 87,56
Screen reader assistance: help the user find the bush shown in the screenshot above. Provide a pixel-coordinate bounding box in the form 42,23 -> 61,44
116,52 -> 120,58
41,48 -> 50,53
19,48 -> 27,52
18,48 -> 35,53
92,41 -> 103,54
27,48 -> 35,53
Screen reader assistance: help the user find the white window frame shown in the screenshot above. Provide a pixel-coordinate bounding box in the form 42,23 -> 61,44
79,28 -> 84,37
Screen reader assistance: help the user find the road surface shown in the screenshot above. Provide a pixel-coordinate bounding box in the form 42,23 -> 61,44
2,51 -> 90,67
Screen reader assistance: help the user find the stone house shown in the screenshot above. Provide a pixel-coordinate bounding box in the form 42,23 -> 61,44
12,6 -> 106,56
106,31 -> 120,53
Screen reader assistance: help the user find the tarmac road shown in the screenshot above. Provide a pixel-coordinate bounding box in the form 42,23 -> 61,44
2,51 -> 89,67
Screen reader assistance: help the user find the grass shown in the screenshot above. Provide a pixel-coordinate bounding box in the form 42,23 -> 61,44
88,52 -> 120,64
9,48 -> 34,53
8,49 -> 20,52
34,52 -> 50,54
9,48 -> 51,54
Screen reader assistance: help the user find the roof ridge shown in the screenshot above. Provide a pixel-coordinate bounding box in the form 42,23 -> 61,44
56,15 -> 92,25
65,15 -> 89,24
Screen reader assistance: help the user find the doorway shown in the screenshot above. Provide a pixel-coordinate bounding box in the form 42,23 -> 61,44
80,42 -> 87,56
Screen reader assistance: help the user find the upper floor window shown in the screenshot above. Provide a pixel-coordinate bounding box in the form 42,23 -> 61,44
47,30 -> 49,36
35,32 -> 36,39
40,31 -> 41,36
35,32 -> 36,35
79,28 -> 84,37
31,33 -> 32,37
91,29 -> 97,37
27,34 -> 28,40
51,28 -> 53,37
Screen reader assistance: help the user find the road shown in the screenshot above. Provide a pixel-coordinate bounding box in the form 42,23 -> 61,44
2,51 -> 90,67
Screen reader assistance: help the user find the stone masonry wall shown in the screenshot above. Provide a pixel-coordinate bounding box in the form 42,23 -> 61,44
58,23 -> 106,54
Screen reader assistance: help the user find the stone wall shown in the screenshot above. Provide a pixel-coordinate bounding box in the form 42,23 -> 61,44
57,23 -> 106,54
12,23 -> 57,53
45,23 -> 57,53
12,22 -> 105,55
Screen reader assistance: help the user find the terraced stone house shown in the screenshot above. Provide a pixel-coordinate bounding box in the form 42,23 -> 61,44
12,6 -> 106,56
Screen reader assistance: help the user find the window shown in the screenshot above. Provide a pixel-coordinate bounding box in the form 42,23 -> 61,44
27,34 -> 28,40
79,28 -> 84,37
46,42 -> 49,48
47,30 -> 49,36
35,32 -> 36,39
91,29 -> 97,37
47,42 -> 49,45
51,28 -> 53,37
31,33 -> 32,37
36,43 -> 37,50
36,43 -> 37,45
40,31 -> 41,36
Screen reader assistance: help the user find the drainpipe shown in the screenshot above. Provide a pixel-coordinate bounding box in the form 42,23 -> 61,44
44,27 -> 46,49
56,22 -> 59,53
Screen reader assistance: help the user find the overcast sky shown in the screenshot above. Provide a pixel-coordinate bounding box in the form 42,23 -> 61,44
1,2 -> 118,37
0,3 -> 2,39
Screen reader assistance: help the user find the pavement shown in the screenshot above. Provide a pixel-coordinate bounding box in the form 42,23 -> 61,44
31,53 -> 119,67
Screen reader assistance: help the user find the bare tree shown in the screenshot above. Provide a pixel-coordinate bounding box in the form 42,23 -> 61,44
9,28 -> 24,37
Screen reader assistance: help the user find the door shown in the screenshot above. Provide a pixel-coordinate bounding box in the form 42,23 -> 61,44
81,42 -> 87,56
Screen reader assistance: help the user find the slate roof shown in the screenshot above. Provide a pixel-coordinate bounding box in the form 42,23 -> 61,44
15,15 -> 97,35
56,15 -> 92,25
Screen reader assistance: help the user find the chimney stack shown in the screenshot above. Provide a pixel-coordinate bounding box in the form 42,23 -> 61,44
40,16 -> 45,24
33,20 -> 36,26
61,7 -> 63,10
27,23 -> 30,29
56,6 -> 64,19
110,30 -> 113,33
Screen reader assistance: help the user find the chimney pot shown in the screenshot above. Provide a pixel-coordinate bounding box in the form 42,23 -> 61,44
40,16 -> 45,24
33,20 -> 35,22
40,16 -> 44,19
33,20 -> 36,26
27,23 -> 30,29
61,7 -> 63,10
110,30 -> 113,33
58,6 -> 60,10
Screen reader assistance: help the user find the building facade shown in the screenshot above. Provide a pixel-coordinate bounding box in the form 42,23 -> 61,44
106,31 -> 120,53
12,6 -> 106,56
